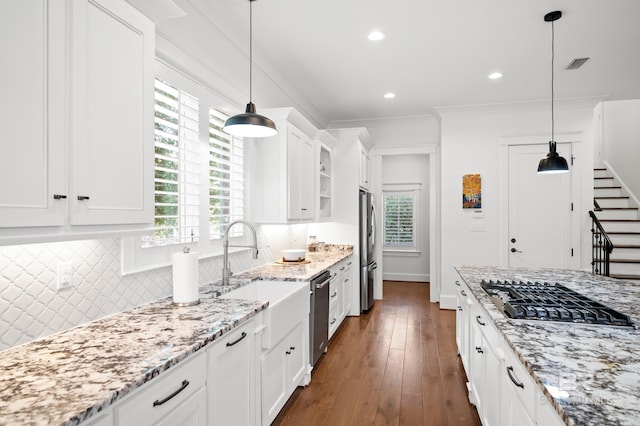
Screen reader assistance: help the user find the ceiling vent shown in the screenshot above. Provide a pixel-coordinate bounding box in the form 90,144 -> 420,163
566,57 -> 590,70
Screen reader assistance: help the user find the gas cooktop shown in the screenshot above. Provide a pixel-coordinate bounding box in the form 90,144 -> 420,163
480,280 -> 635,327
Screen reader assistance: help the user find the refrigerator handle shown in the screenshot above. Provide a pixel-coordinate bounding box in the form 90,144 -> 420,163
370,202 -> 377,252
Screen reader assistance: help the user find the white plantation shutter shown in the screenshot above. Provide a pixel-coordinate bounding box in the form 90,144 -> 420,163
208,108 -> 244,240
383,191 -> 417,248
143,78 -> 200,247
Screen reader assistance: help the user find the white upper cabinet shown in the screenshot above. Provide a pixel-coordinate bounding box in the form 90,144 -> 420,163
315,130 -> 336,222
69,0 -> 155,225
252,108 -> 318,223
0,1 -> 66,228
0,0 -> 154,244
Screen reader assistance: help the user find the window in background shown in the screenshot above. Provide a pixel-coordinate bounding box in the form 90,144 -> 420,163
383,186 -> 419,251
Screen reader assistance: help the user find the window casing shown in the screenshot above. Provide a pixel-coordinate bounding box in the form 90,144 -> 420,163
122,62 -> 247,273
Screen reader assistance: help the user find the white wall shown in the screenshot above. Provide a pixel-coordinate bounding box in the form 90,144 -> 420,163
438,101 -> 596,309
381,155 -> 430,282
603,100 -> 640,201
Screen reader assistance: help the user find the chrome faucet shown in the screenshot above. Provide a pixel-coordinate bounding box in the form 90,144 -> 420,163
222,220 -> 259,285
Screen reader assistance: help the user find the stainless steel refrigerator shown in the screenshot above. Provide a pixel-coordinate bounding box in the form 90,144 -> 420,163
360,190 -> 377,312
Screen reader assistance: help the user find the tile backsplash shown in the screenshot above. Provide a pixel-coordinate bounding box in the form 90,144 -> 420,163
0,224 -> 308,351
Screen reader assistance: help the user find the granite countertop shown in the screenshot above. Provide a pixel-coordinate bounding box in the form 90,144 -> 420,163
455,265 -> 640,426
234,245 -> 354,282
0,246 -> 353,426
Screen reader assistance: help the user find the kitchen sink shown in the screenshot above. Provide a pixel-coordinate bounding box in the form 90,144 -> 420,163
219,280 -> 309,348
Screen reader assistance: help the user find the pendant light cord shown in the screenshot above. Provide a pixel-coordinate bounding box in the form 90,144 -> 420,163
249,0 -> 253,104
551,18 -> 555,142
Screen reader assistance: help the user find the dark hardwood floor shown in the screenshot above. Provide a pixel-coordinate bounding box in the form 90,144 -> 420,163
272,281 -> 482,426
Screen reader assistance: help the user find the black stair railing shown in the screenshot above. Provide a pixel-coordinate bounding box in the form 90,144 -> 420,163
589,210 -> 613,276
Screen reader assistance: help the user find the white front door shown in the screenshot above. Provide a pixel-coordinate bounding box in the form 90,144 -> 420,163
508,143 -> 572,268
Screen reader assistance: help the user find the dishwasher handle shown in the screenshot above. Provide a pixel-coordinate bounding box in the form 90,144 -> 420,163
315,277 -> 330,289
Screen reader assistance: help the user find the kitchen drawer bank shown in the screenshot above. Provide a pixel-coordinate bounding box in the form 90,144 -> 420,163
0,285 -> 265,426
455,265 -> 640,426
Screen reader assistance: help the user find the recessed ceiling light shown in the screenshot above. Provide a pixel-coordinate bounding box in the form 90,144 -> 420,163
368,30 -> 385,41
488,72 -> 503,80
384,92 -> 396,99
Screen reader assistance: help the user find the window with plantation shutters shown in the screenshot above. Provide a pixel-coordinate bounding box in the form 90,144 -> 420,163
383,189 -> 418,249
208,108 -> 244,240
122,63 -> 248,274
142,77 -> 244,249
143,78 -> 200,248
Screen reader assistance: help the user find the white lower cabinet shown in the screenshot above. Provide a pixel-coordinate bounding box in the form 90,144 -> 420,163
455,274 -> 564,426
115,352 -> 207,426
85,411 -> 113,426
207,320 -> 257,426
261,321 -> 307,425
455,280 -> 472,375
328,256 -> 353,339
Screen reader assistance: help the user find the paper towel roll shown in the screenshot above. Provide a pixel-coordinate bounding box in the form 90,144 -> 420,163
172,250 -> 199,305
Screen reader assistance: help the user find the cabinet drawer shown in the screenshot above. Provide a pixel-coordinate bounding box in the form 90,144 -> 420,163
116,351 -> 206,425
503,346 -> 536,419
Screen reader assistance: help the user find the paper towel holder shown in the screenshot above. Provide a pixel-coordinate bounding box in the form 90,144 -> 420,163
172,247 -> 201,307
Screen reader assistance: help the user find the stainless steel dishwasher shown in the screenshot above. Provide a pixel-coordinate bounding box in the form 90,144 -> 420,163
309,271 -> 330,366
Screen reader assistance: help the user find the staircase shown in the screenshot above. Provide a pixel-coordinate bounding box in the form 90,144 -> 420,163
593,167 -> 640,282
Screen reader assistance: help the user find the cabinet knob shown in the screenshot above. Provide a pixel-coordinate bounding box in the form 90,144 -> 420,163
77,195 -> 90,201
53,194 -> 67,200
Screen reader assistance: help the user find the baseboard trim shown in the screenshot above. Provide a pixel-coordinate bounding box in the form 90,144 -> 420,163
383,273 -> 430,282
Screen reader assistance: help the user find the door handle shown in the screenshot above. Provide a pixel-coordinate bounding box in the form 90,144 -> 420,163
511,248 -> 523,253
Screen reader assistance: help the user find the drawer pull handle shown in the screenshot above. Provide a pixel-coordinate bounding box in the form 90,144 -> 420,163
77,195 -> 90,201
153,379 -> 189,407
286,350 -> 291,355
507,366 -> 524,389
53,194 -> 67,200
457,306 -> 463,311
290,346 -> 295,351
460,290 -> 467,296
226,331 -> 247,347
475,346 -> 484,354
347,261 -> 352,265
331,292 -> 337,298
476,316 -> 486,326
330,318 -> 337,325
340,267 -> 345,271
455,280 -> 460,286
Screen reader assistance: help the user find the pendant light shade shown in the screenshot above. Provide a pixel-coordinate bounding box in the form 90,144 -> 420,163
537,10 -> 569,174
537,141 -> 569,174
224,102 -> 277,138
223,0 -> 277,138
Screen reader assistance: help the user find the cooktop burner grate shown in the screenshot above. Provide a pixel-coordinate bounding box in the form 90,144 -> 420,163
480,280 -> 634,327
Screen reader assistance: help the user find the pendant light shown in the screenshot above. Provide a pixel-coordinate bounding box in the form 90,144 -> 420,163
537,10 -> 569,174
223,0 -> 277,138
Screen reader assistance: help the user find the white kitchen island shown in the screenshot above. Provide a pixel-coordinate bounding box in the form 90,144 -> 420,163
455,265 -> 640,426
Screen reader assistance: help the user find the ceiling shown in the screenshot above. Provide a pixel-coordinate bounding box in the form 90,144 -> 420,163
128,0 -> 640,126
